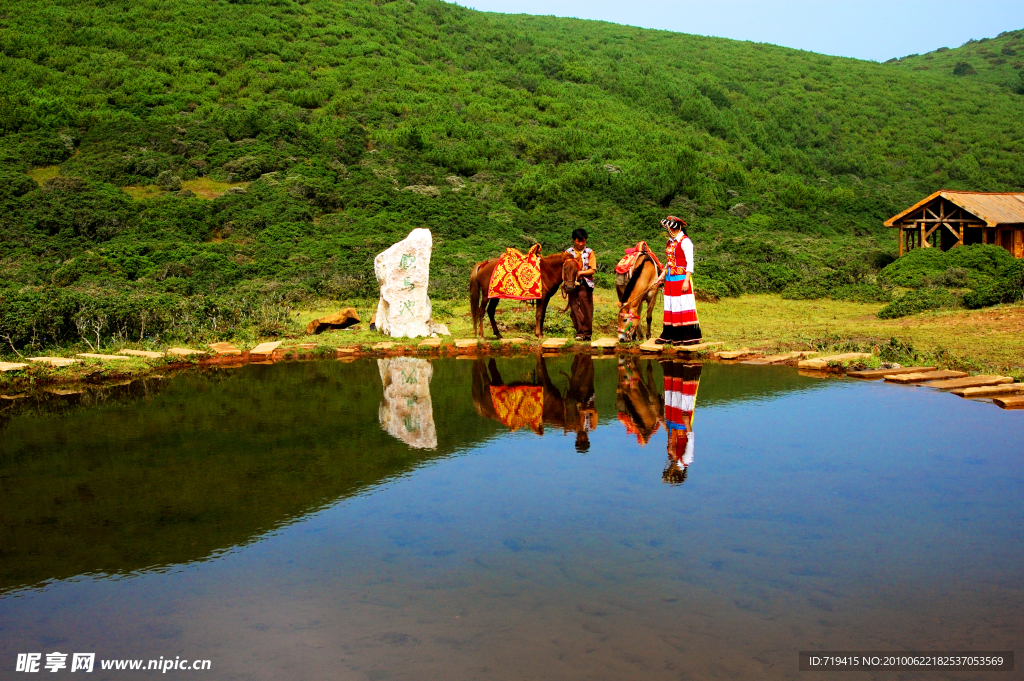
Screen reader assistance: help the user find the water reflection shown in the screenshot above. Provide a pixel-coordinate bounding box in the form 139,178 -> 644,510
471,355 -> 597,451
616,356 -> 663,445
662,361 -> 702,485
378,357 -> 437,449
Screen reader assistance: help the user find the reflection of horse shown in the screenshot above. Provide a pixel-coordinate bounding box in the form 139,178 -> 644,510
469,252 -> 581,339
615,356 -> 664,445
617,254 -> 661,342
471,355 -> 597,451
661,361 -> 701,485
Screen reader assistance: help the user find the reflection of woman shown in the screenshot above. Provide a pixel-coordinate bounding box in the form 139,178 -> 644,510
661,361 -> 701,485
653,216 -> 703,346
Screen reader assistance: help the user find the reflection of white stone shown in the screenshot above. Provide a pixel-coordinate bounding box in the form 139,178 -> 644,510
374,228 -> 435,338
378,357 -> 437,450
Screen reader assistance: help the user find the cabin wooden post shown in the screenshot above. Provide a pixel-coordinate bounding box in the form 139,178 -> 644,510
898,228 -> 904,257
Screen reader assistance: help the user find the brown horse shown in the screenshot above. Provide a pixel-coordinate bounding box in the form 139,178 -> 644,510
616,255 -> 661,342
469,252 -> 580,339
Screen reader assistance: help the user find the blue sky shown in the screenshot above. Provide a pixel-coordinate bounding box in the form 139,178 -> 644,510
445,0 -> 1024,62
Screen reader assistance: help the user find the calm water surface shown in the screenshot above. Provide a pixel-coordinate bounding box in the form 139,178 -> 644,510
1,355 -> 1022,680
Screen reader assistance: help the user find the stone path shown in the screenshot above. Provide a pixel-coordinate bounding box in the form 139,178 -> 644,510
993,396 -> 1024,409
28,357 -> 79,367
249,341 -> 282,356
119,349 -> 164,359
167,348 -> 205,356
847,366 -> 936,379
953,384 -> 1024,398
923,375 -> 1013,390
540,338 -> 569,350
885,370 -> 968,384
797,353 -> 871,370
208,342 -> 242,356
0,362 -> 28,372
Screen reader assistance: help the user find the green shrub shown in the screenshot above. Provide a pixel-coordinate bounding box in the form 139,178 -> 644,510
878,245 -> 1014,288
877,288 -> 959,319
963,261 -> 1024,308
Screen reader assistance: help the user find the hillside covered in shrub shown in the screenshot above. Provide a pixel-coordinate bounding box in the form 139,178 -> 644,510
1,0 -> 1023,349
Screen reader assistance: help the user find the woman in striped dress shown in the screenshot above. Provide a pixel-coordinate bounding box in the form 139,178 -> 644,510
654,216 -> 703,346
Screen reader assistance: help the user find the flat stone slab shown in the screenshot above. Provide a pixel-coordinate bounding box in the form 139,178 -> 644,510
454,339 -> 480,349
119,349 -> 165,359
674,341 -> 725,354
208,342 -> 242,356
249,341 -> 282,355
76,353 -> 130,361
716,349 -> 755,360
591,337 -> 618,349
337,347 -> 358,354
0,362 -> 28,372
372,342 -> 397,350
639,339 -> 664,353
993,396 -> 1024,409
419,338 -> 442,347
885,370 -> 969,384
28,356 -> 79,367
295,343 -> 317,350
501,338 -> 527,345
742,351 -> 808,365
847,366 -> 936,379
924,375 -> 1014,390
953,384 -> 1024,398
798,353 -> 872,370
541,338 -> 569,350
167,348 -> 205,356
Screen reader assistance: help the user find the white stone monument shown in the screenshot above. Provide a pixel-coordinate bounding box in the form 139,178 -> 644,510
374,228 -> 447,338
378,357 -> 437,450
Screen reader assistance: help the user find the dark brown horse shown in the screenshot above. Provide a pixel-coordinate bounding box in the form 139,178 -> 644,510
469,252 -> 580,339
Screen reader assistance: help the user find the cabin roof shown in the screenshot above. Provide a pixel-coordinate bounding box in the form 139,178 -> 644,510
885,191 -> 1024,227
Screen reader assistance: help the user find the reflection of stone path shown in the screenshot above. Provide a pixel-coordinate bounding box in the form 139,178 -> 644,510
378,358 -> 437,449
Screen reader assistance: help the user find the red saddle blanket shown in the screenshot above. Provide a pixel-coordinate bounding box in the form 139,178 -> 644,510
615,241 -> 663,275
490,385 -> 544,433
488,245 -> 543,300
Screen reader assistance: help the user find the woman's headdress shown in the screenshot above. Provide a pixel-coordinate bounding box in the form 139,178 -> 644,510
660,216 -> 687,232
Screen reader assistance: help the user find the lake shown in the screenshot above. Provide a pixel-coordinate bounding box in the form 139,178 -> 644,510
1,355 -> 1021,680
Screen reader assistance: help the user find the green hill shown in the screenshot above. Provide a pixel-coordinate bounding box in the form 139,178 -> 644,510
1,0 -> 1023,349
890,29 -> 1024,92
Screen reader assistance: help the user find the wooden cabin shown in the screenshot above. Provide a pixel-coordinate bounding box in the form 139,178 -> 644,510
885,191 -> 1024,259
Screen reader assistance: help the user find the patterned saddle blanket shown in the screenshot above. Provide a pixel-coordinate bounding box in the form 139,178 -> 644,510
615,241 -> 663,275
487,244 -> 543,300
490,385 -> 544,433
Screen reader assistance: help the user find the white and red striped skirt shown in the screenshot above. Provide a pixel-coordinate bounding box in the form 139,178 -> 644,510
662,274 -> 702,343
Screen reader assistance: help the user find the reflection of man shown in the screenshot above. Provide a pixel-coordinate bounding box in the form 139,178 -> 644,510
564,354 -> 598,452
660,361 -> 701,484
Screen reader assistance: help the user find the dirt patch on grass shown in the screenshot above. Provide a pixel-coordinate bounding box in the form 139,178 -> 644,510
121,178 -> 249,201
27,166 -> 60,184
